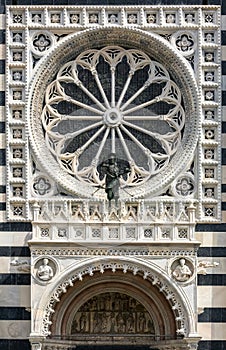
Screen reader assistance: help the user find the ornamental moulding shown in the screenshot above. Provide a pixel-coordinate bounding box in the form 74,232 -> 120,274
30,246 -> 199,257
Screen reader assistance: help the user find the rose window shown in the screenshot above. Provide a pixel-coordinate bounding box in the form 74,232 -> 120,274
42,46 -> 185,189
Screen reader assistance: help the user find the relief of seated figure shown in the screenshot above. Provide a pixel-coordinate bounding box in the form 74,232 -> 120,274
172,258 -> 192,282
37,258 -> 54,281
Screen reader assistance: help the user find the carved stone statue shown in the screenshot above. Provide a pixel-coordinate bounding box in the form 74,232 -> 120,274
138,312 -> 146,332
116,312 -> 125,332
79,313 -> 88,332
126,312 -> 134,332
172,258 -> 192,282
37,258 -> 54,281
97,153 -> 130,207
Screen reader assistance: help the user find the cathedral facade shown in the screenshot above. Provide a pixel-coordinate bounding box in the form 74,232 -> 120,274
0,1 -> 225,350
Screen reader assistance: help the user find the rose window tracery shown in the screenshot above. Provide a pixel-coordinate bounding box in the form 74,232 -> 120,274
42,46 -> 185,189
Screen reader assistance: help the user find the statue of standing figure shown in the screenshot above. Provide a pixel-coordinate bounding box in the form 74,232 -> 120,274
97,153 -> 130,207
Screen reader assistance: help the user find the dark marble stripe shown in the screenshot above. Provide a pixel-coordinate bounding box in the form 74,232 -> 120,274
198,274 -> 226,286
222,0 -> 226,15
0,121 -> 5,133
0,60 -> 5,74
0,307 -> 30,320
196,223 -> 226,232
222,148 -> 226,164
3,0 -> 206,6
222,61 -> 226,75
222,121 -> 226,133
222,91 -> 226,106
0,148 -> 5,165
0,202 -> 6,210
0,30 -> 4,45
0,222 -> 32,231
198,308 -> 226,322
0,340 -> 31,350
198,247 -> 226,257
222,31 -> 226,46
0,91 -> 4,106
0,273 -> 30,285
198,341 -> 226,350
0,185 -> 5,193
0,0 -> 222,8
0,246 -> 30,256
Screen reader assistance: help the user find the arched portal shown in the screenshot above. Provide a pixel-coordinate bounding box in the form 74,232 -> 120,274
30,256 -> 200,350
52,270 -> 176,343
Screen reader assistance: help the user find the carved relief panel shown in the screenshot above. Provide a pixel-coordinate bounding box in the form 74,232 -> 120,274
70,292 -> 155,335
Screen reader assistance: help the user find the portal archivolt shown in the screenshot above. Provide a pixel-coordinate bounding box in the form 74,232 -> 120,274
51,270 -> 177,343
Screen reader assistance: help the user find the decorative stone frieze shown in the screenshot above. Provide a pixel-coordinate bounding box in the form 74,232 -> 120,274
30,198 -> 197,243
30,247 -> 198,258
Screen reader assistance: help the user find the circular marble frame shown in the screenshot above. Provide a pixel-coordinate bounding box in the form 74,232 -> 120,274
28,27 -> 199,200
